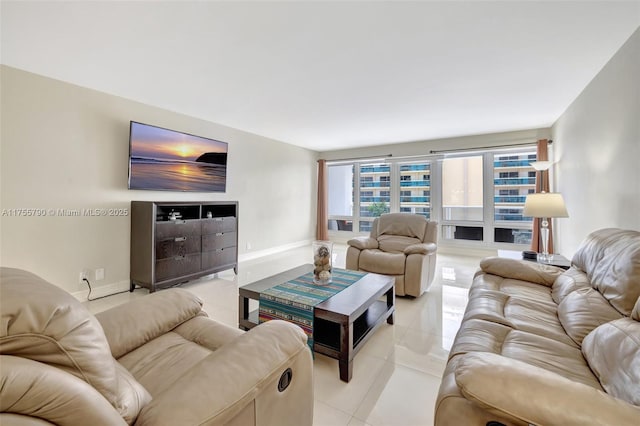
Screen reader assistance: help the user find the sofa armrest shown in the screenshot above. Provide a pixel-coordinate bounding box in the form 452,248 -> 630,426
135,320 -> 313,426
404,242 -> 437,256
347,236 -> 379,250
0,355 -> 127,425
95,288 -> 204,359
479,257 -> 564,287
455,352 -> 640,426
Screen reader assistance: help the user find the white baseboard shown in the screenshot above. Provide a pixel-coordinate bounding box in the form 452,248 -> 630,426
239,239 -> 312,262
71,279 -> 130,301
70,240 -> 312,301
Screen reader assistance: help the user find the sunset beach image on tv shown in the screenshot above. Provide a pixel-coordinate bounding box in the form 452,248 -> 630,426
128,121 -> 227,192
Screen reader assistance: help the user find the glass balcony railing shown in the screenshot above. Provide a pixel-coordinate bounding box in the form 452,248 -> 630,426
360,166 -> 390,173
494,160 -> 533,168
494,214 -> 533,221
360,197 -> 391,203
360,181 -> 391,188
494,178 -> 536,185
400,196 -> 430,203
494,196 -> 527,203
400,180 -> 430,187
400,165 -> 430,172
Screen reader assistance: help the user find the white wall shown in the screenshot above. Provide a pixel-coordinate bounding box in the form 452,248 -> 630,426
0,66 -> 317,293
552,28 -> 640,256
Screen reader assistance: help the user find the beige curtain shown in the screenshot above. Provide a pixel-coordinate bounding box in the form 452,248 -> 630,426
530,139 -> 554,253
316,159 -> 329,241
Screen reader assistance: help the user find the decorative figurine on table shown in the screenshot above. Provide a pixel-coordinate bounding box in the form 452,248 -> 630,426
313,241 -> 333,285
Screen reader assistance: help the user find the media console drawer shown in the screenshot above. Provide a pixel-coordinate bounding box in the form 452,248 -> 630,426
155,237 -> 201,260
202,217 -> 236,234
202,232 -> 236,251
155,253 -> 201,281
202,246 -> 237,270
131,201 -> 238,292
156,220 -> 202,239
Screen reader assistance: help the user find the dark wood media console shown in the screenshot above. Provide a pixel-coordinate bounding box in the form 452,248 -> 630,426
130,201 -> 238,292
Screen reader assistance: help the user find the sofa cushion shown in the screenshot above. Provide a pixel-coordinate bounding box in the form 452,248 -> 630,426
479,257 -> 563,287
0,268 -> 120,407
359,249 -> 405,275
572,228 -> 640,316
114,361 -> 152,424
449,319 -> 602,389
0,355 -> 128,425
95,288 -> 204,359
470,271 -> 555,305
557,288 -> 623,346
462,290 -> 576,346
377,235 -> 422,253
118,330 -> 213,396
551,267 -> 591,305
582,318 -> 640,405
377,213 -> 427,239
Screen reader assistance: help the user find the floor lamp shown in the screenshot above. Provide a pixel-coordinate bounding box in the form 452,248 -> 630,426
523,192 -> 569,261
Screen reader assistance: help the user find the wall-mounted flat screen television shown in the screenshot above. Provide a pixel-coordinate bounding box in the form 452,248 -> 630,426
128,121 -> 227,192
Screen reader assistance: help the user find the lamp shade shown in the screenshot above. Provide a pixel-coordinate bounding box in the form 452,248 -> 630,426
523,193 -> 569,218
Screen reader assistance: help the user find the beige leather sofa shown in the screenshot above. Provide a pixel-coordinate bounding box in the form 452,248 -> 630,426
0,268 -> 313,426
435,228 -> 640,425
346,213 -> 437,297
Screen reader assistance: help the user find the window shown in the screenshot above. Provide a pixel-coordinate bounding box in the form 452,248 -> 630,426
493,150 -> 537,244
328,164 -> 353,217
440,156 -> 484,241
359,163 -> 390,231
442,156 -> 483,222
327,144 -> 536,248
400,162 -> 431,219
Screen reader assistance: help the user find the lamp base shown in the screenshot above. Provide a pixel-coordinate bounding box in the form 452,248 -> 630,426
537,253 -> 555,262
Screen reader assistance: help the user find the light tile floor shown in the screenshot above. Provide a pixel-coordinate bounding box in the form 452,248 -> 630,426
84,244 -> 482,426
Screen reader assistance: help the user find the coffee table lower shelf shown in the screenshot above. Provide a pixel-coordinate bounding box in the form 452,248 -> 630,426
314,300 -> 391,354
238,265 -> 395,382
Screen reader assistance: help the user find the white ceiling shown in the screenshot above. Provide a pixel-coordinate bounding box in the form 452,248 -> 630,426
2,1 -> 639,151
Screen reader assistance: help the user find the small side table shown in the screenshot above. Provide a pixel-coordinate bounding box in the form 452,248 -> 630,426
497,250 -> 571,270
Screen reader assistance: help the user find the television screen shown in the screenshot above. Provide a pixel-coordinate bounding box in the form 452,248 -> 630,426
128,121 -> 227,192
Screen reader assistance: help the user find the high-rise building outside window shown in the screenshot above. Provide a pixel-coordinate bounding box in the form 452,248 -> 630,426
326,144 -> 536,248
493,150 -> 536,244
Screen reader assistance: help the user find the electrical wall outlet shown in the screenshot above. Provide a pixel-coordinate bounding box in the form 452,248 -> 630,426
246,242 -> 252,250
95,268 -> 105,281
79,270 -> 89,283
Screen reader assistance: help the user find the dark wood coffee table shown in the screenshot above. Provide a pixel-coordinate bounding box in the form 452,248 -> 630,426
239,264 -> 395,382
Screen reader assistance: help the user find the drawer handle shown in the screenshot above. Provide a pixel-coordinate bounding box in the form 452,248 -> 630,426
215,233 -> 223,236
172,220 -> 187,225
214,217 -> 223,221
174,255 -> 185,261
174,237 -> 187,242
215,249 -> 223,253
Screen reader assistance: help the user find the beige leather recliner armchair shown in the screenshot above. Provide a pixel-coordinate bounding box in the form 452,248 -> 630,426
346,213 -> 437,297
0,267 -> 313,426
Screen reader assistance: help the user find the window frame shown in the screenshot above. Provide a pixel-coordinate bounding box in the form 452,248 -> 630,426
327,144 -> 536,250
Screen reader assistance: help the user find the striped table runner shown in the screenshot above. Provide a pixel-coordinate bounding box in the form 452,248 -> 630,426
258,268 -> 367,352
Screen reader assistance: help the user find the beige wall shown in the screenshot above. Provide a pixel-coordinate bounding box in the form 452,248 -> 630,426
320,128 -> 551,160
552,28 -> 640,256
0,66 -> 317,293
